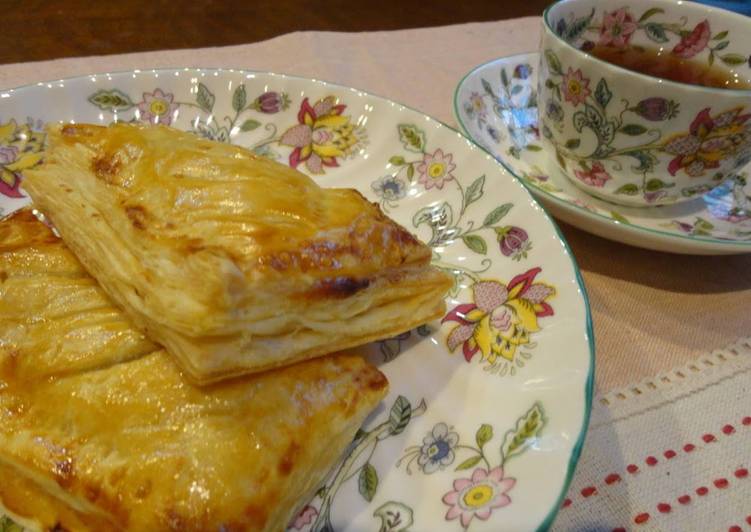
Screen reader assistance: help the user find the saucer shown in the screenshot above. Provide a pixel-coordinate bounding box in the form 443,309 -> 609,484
454,52 -> 751,255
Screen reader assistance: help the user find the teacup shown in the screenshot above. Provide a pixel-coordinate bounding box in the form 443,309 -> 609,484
539,0 -> 751,207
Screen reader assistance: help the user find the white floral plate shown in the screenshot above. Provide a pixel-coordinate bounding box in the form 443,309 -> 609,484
0,69 -> 593,532
454,52 -> 751,255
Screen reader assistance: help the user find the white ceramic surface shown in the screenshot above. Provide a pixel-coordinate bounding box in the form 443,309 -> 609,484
455,52 -> 751,255
0,69 -> 593,531
539,0 -> 751,206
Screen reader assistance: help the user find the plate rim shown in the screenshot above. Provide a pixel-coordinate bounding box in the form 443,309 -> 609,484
3,66 -> 596,531
453,52 -> 751,253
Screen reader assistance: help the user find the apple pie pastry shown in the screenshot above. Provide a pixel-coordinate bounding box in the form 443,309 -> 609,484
0,209 -> 388,531
24,123 -> 452,384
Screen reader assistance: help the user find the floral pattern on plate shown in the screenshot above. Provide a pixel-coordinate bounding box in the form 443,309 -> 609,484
455,52 -> 751,252
88,85 -> 364,174
0,68 -> 593,531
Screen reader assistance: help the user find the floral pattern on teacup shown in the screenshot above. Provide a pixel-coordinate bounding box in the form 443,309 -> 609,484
540,48 -> 751,203
553,6 -> 750,68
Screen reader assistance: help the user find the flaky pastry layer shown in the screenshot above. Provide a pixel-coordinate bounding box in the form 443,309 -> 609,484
24,123 -> 452,383
0,209 -> 388,531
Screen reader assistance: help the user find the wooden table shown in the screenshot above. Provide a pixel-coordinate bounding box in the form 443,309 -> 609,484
1,0 -> 552,64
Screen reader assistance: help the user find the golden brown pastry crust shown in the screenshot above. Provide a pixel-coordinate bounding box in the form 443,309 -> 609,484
0,209 -> 388,531
23,123 -> 452,384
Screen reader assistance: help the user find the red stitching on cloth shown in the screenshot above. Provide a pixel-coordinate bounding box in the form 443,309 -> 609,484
581,486 -> 597,497
562,416 -> 750,510
605,473 -> 622,485
612,466 -> 749,527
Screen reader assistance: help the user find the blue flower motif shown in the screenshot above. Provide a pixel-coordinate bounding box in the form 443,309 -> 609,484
418,423 -> 459,473
371,175 -> 407,202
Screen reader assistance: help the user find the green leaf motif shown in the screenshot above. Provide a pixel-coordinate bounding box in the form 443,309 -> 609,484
0,517 -> 23,532
646,178 -> 673,191
564,138 -> 581,150
720,53 -> 747,66
462,234 -> 487,255
620,124 -> 647,136
563,8 -> 595,42
695,217 -> 715,231
644,22 -> 669,43
625,150 -> 657,173
525,144 -> 543,152
610,211 -> 630,224
388,396 -> 412,436
712,30 -> 729,41
638,7 -> 664,22
501,403 -> 546,462
87,89 -> 134,111
233,84 -> 247,112
464,175 -> 486,209
714,40 -> 729,51
407,163 -> 415,180
481,78 -> 496,99
397,124 -> 426,153
455,454 -> 483,471
483,203 -> 513,226
594,79 -> 612,108
373,501 -> 414,532
196,82 -> 216,113
389,155 -> 406,166
476,423 -> 493,448
413,202 -> 453,231
615,183 -> 640,195
501,68 -> 509,89
544,49 -> 563,75
240,119 -> 261,132
359,463 -> 379,502
510,84 -> 524,96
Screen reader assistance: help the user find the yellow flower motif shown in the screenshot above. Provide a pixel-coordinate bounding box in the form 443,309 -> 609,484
0,120 -> 45,199
280,96 -> 363,174
443,267 -> 555,367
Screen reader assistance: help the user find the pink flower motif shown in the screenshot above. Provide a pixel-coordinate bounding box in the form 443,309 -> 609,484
442,467 -> 516,528
561,68 -> 591,107
673,20 -> 711,59
289,505 -> 318,530
443,268 -> 555,364
574,162 -> 612,187
598,8 -> 638,48
663,106 -> 751,177
279,97 -> 361,174
417,148 -> 456,190
137,89 -> 178,124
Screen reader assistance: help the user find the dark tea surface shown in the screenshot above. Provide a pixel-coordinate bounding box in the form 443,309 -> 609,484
588,44 -> 751,90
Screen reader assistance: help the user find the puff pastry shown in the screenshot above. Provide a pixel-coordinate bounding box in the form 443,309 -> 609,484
24,123 -> 452,384
0,209 -> 389,531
